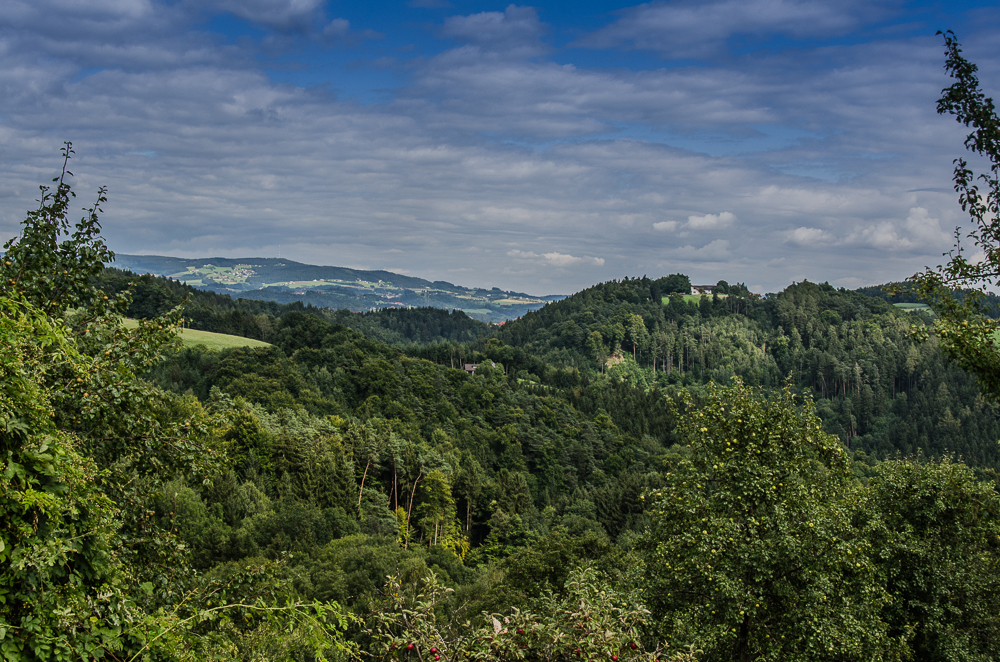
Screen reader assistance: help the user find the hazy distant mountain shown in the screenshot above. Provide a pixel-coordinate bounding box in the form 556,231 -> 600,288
114,254 -> 562,323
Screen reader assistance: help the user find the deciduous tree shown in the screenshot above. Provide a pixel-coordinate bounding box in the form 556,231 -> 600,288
905,32 -> 1000,398
638,378 -> 904,661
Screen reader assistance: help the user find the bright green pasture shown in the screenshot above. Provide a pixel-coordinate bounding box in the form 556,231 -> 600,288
893,303 -> 930,310
662,294 -> 702,304
122,319 -> 271,351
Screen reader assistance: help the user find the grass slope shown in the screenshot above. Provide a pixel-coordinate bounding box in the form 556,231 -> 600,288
123,319 -> 271,351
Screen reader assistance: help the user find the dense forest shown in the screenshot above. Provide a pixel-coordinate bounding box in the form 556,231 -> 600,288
3,148 -> 1000,662
108,266 -> 1000,472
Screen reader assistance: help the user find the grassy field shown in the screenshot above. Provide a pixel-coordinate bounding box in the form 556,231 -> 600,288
662,294 -> 705,304
122,319 -> 271,351
893,303 -> 933,316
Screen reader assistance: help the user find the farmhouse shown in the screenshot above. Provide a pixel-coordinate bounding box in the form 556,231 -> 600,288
690,284 -> 717,295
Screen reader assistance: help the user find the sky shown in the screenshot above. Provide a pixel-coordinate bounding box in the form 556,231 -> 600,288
1,1 -> 998,295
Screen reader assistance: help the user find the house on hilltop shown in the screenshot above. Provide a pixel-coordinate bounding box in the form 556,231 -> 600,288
691,284 -> 717,295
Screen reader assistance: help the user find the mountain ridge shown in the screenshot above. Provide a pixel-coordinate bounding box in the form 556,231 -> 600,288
114,253 -> 563,323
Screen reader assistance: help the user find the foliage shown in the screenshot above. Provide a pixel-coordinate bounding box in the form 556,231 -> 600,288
10,135 -> 1000,662
904,32 -> 1000,399
0,143 -> 115,320
0,149 -> 354,661
97,266 -> 496,346
488,275 -> 1000,470
361,567 -> 691,662
0,300 -> 132,661
122,256 -> 1000,471
863,457 -> 1000,661
638,379 -> 903,661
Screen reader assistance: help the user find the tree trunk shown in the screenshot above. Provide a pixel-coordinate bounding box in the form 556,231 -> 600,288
405,472 -> 422,550
358,459 -> 371,505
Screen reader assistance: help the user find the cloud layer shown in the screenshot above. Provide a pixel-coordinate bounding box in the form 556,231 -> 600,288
0,1 -> 995,294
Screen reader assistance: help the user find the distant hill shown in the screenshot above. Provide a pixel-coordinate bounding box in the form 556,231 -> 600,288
487,276 -> 1000,471
114,254 -> 563,323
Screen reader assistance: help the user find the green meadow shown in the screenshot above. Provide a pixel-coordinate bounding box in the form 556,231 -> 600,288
123,319 -> 271,351
661,294 -> 706,304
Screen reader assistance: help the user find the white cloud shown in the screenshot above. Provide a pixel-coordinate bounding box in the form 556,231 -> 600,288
654,212 -> 735,232
440,4 -> 547,57
201,0 -> 323,31
0,1 -> 992,295
787,226 -> 835,246
834,276 -> 868,288
320,18 -> 383,45
542,252 -> 582,266
507,249 -> 605,267
687,211 -> 736,230
902,206 -> 951,248
843,207 -> 951,252
322,18 -> 351,38
670,239 -> 732,261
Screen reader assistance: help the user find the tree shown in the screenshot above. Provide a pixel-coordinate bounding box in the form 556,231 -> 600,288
415,470 -> 468,557
586,330 -> 609,371
905,32 -> 1000,398
660,273 -> 693,296
637,378 -> 904,661
863,457 -> 1000,661
0,143 -> 115,319
624,313 -> 649,361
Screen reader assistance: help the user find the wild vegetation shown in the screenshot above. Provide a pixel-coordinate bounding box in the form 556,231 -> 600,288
3,35 -> 1000,662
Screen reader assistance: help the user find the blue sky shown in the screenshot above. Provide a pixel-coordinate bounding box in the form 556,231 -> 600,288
1,0 -> 998,294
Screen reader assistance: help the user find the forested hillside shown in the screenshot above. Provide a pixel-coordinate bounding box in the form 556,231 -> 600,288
492,277 -> 1000,470
112,254 -> 560,323
115,267 -> 1000,471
